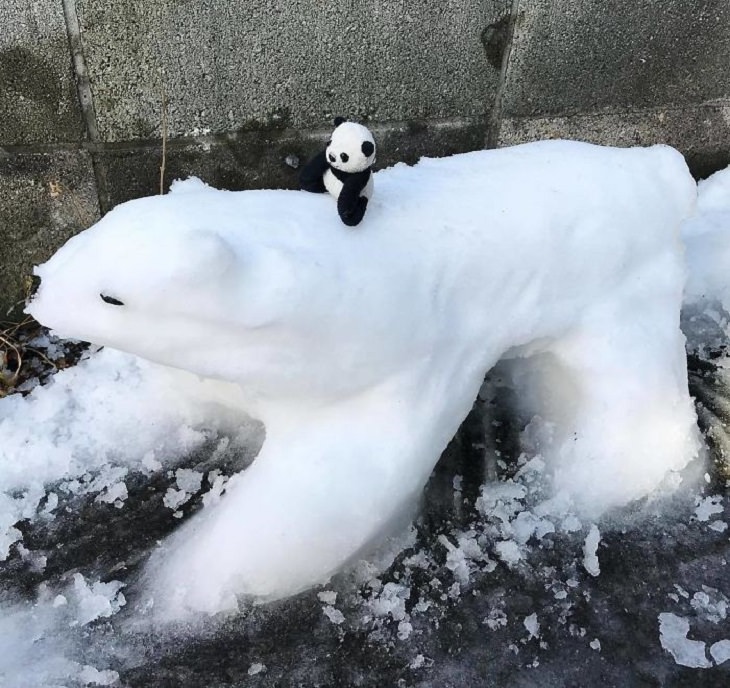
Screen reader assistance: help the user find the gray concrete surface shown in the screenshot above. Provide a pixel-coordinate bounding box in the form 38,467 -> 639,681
0,151 -> 100,320
74,0 -> 503,142
0,2 -> 83,145
93,116 -> 486,211
502,0 -> 730,117
1,0 -> 729,316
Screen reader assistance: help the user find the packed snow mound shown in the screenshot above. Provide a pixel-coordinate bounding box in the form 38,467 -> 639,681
683,165 -> 730,310
27,140 -> 701,618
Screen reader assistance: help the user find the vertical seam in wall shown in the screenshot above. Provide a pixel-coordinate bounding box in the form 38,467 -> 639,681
61,0 -> 107,212
486,0 -> 521,149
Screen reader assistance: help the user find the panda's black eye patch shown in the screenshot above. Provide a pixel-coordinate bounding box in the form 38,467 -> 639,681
361,141 -> 375,157
340,152 -> 349,163
328,153 -> 336,163
326,140 -> 332,146
100,293 -> 125,306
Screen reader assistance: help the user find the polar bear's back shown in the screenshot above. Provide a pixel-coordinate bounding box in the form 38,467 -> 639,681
367,141 -> 695,345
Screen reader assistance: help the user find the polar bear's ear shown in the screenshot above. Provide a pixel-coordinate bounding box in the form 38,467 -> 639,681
333,116 -> 346,127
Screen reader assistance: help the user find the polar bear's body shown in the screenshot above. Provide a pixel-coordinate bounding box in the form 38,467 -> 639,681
29,141 -> 699,619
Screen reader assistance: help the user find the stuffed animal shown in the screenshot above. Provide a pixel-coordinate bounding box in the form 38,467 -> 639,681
300,117 -> 376,226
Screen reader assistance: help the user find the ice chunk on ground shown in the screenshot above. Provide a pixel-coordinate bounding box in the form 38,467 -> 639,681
524,613 -> 540,639
658,613 -> 712,668
202,471 -> 230,508
690,587 -> 727,623
397,620 -> 413,640
710,639 -> 730,665
368,582 -> 410,622
247,662 -> 266,676
583,525 -> 601,577
483,608 -> 508,631
95,481 -> 128,506
322,606 -> 345,625
163,488 -> 190,511
175,468 -> 203,493
694,495 -> 724,522
317,590 -> 337,605
409,654 -> 430,670
71,574 -> 126,626
495,540 -> 522,566
78,665 -> 119,686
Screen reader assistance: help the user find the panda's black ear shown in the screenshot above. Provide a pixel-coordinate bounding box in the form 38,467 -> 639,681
333,116 -> 346,127
361,141 -> 375,157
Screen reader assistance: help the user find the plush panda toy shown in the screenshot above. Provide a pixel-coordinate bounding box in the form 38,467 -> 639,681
299,117 -> 376,227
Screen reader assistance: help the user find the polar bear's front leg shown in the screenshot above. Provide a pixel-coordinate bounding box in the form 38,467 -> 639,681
142,374 -> 461,621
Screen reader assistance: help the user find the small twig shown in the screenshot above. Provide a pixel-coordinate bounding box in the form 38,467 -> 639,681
24,346 -> 58,372
160,86 -> 168,195
0,332 -> 22,386
1,315 -> 33,338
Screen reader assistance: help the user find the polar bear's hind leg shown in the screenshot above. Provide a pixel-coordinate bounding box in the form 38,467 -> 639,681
513,252 -> 700,514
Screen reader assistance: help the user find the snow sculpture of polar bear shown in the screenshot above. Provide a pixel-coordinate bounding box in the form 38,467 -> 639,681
28,141 -> 700,619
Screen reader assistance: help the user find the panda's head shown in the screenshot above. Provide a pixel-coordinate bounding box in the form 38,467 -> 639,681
325,118 -> 376,174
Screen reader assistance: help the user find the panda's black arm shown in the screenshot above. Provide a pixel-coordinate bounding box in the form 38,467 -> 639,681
337,169 -> 371,227
338,169 -> 370,206
299,150 -> 329,193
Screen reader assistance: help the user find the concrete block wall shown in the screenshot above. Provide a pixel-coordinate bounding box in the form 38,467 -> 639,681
1,0 -> 729,317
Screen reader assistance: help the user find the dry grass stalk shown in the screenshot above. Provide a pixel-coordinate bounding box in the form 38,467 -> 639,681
160,87 -> 168,195
0,328 -> 23,397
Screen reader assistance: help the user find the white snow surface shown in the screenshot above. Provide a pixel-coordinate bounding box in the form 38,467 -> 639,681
5,140 -> 717,621
683,165 -> 730,307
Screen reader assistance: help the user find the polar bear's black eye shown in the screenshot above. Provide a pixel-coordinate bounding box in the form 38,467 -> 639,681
340,152 -> 349,163
100,293 -> 125,306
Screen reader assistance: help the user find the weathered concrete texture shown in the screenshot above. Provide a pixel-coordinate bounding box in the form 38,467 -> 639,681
0,151 -> 100,318
503,0 -> 730,117
0,2 -> 84,145
93,117 -> 486,212
499,104 -> 730,179
74,0 -> 503,142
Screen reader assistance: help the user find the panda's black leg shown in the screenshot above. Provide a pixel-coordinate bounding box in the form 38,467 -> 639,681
338,196 -> 368,227
299,151 -> 329,193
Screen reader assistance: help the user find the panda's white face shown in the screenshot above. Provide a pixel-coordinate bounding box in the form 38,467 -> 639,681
325,121 -> 376,174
